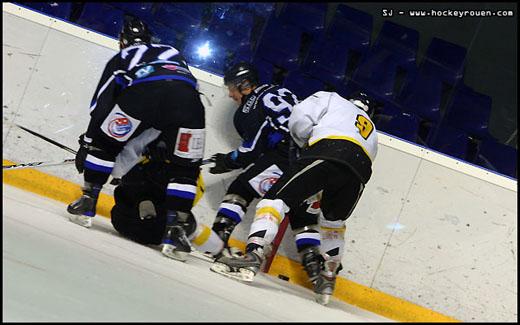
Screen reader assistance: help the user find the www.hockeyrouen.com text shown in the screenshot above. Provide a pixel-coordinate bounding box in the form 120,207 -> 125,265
382,9 -> 515,18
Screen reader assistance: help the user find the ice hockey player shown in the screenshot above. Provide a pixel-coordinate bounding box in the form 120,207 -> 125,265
210,91 -> 379,305
109,132 -> 226,260
67,14 -> 206,261
207,62 -> 323,269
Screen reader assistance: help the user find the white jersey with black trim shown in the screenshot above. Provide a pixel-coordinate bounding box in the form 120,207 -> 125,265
289,91 -> 378,162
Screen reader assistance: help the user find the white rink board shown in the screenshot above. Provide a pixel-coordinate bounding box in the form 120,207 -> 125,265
2,4 -> 517,322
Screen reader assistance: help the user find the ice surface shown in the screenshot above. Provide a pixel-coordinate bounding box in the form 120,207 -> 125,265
3,184 -> 392,322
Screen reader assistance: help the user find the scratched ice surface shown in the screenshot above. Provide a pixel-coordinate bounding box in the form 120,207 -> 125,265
3,184 -> 392,322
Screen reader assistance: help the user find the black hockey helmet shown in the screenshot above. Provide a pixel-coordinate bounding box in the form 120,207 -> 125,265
348,91 -> 376,117
223,62 -> 259,91
119,14 -> 151,49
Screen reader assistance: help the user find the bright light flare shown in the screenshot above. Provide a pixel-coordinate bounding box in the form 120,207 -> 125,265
197,41 -> 211,59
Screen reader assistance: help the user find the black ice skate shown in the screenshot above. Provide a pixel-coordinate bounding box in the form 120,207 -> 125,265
210,247 -> 264,282
300,246 -> 324,284
212,215 -> 238,248
161,212 -> 192,262
67,182 -> 101,228
314,257 -> 341,305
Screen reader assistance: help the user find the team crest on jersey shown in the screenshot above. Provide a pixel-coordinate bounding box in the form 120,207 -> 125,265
108,113 -> 132,138
258,176 -> 280,195
101,105 -> 141,142
249,164 -> 283,196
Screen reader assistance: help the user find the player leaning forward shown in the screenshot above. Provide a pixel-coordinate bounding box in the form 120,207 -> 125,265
67,14 -> 207,260
211,91 -> 379,305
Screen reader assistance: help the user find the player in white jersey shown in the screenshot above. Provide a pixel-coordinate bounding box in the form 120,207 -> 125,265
211,91 -> 379,305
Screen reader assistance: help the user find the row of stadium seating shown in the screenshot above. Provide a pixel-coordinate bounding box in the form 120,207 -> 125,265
13,2 -> 516,179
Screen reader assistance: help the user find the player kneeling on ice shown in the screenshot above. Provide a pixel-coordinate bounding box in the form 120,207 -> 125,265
109,133 -> 226,261
210,91 -> 379,305
67,14 -> 208,260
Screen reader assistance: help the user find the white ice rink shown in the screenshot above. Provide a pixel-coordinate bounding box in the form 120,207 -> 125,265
3,184 -> 392,322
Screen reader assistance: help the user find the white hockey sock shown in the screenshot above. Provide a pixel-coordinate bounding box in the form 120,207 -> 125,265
247,199 -> 288,248
189,224 -> 224,255
318,214 -> 346,261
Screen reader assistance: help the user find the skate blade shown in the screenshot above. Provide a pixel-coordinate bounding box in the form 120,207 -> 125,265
190,250 -> 216,263
210,262 -> 255,282
68,215 -> 92,228
315,293 -> 331,305
161,244 -> 188,262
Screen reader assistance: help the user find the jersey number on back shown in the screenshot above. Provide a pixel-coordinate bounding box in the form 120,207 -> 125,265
263,88 -> 297,113
355,115 -> 374,140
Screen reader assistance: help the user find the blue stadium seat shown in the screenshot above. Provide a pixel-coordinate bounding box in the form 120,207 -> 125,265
303,38 -> 351,86
210,3 -> 255,27
278,3 -> 327,35
444,85 -> 492,140
283,71 -> 325,100
206,10 -> 254,50
475,139 -> 517,178
399,71 -> 443,123
76,3 -> 124,38
326,14 -> 372,53
426,122 -> 470,160
348,50 -> 415,102
149,22 -> 179,48
375,108 -> 420,143
373,21 -> 419,66
243,3 -> 276,19
421,37 -> 467,85
107,2 -> 155,21
15,2 -> 72,20
154,3 -> 207,39
255,18 -> 302,71
346,22 -> 418,101
252,58 -> 275,85
335,4 -> 372,29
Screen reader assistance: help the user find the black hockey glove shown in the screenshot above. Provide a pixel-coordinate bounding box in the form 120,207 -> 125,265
145,139 -> 170,163
75,133 -> 89,174
209,153 -> 238,174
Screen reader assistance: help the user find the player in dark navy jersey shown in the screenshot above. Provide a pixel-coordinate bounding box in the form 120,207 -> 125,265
207,62 -> 322,268
67,14 -> 205,261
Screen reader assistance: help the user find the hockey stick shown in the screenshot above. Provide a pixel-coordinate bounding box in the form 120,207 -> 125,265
262,214 -> 290,273
3,158 -> 76,170
13,123 -> 217,165
13,123 -> 78,155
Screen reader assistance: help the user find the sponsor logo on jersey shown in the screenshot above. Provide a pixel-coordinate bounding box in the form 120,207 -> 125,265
174,128 -> 205,159
108,113 -> 133,138
242,95 -> 257,113
162,64 -> 178,71
162,65 -> 191,74
135,65 -> 154,78
258,175 -> 280,195
248,164 -> 283,196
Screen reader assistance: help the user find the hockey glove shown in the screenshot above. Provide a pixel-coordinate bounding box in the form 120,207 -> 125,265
75,134 -> 89,174
209,153 -> 238,174
145,139 -> 170,163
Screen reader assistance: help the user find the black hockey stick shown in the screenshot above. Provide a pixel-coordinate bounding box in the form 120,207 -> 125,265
13,123 -> 217,165
3,158 -> 76,170
13,123 -> 78,155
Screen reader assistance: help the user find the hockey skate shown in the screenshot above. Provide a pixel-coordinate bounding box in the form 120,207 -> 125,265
314,257 -> 341,305
202,246 -> 243,262
161,212 -> 192,262
300,246 -> 324,284
210,247 -> 264,282
67,183 -> 100,228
